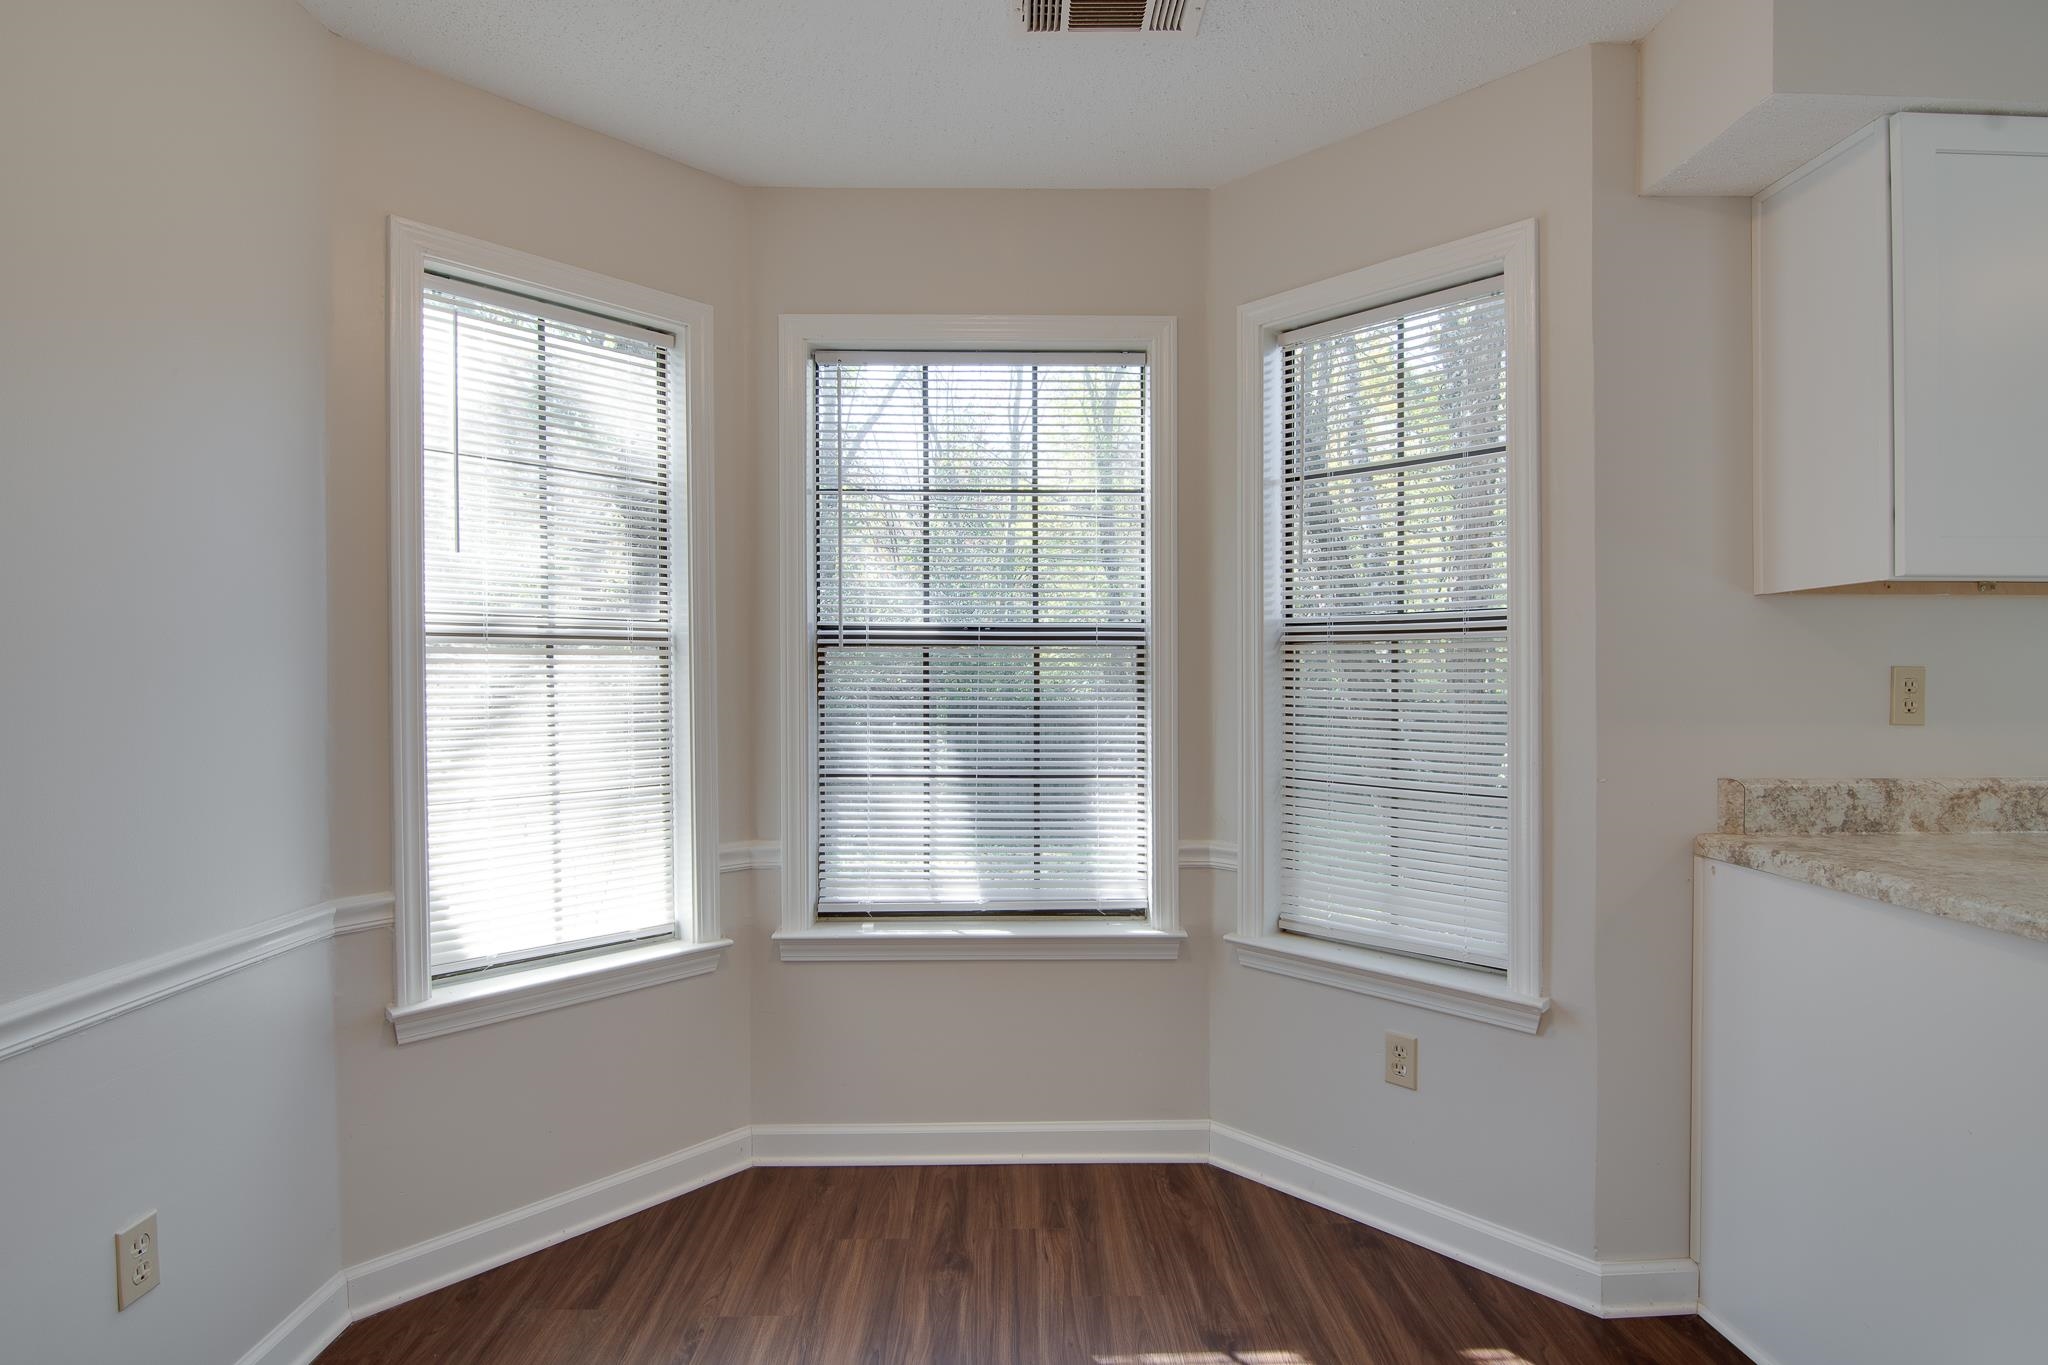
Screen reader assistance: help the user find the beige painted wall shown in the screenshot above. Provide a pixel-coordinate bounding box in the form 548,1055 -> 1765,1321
741,188 -> 1215,1123
1589,43 -> 1752,1260
324,38 -> 757,898
0,0 -> 331,998
740,187 -> 1221,840
0,3 -> 344,1359
329,926 -> 750,1262
323,40 -> 757,1265
13,4 -> 2038,1300
1210,40 -> 2048,1266
1205,48 -> 1606,1257
1773,0 -> 2048,100
1638,0 -> 1774,192
1640,0 -> 2048,193
1586,43 -> 2048,1257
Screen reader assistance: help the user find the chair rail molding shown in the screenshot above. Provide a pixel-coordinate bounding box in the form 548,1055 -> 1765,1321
0,892 -> 396,1064
717,840 -> 782,873
1177,839 -> 1239,872
0,838 -> 840,1063
711,839 -> 1237,875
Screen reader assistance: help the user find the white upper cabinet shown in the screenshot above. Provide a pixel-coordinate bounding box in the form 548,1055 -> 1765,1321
1754,113 -> 2048,592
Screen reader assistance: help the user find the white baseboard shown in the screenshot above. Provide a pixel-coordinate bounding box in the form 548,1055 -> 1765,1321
1697,1304 -> 1788,1365
751,1119 -> 1213,1166
1208,1124 -> 1697,1320
235,1271 -> 351,1365
344,1127 -> 752,1319
309,1119 -> 1692,1342
1595,1256 -> 1706,1318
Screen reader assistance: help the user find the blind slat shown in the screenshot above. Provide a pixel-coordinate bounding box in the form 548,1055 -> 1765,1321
422,286 -> 679,977
813,356 -> 1151,912
1278,284 -> 1513,971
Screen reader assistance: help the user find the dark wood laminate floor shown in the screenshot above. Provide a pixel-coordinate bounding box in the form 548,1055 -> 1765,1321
317,1164 -> 1750,1365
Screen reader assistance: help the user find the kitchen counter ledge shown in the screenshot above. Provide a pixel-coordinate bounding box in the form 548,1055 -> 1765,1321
1695,830 -> 2048,944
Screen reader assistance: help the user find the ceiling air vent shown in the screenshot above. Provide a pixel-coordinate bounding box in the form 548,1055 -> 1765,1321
1022,0 -> 1207,35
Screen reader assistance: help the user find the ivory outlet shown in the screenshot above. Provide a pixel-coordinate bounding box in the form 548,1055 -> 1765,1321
115,1212 -> 158,1310
1385,1032 -> 1418,1090
1890,665 -> 1927,726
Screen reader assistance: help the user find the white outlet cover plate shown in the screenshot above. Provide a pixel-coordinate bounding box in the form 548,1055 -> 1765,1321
115,1212 -> 159,1310
1385,1032 -> 1419,1090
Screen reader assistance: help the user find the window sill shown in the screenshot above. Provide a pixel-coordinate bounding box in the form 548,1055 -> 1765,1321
1225,932 -> 1549,1033
386,937 -> 731,1044
775,920 -> 1185,962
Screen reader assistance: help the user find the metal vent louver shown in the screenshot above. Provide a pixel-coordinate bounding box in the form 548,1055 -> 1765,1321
1023,0 -> 1206,34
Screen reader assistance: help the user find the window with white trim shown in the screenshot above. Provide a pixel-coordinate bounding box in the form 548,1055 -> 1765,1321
1235,223 -> 1543,1029
1276,279 -> 1513,969
387,222 -> 719,1037
814,350 -> 1149,913
419,280 -> 682,973
779,319 -> 1178,957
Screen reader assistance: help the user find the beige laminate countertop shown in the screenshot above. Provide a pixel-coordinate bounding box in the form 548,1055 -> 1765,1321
1694,831 -> 2048,944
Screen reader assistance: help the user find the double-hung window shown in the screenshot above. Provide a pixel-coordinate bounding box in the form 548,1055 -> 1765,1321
1279,279 -> 1511,966
779,319 -> 1179,959
387,221 -> 720,1041
1234,225 -> 1546,1030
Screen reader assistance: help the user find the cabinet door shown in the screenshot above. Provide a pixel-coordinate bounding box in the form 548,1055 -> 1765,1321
1892,114 -> 2048,580
1753,120 -> 1896,592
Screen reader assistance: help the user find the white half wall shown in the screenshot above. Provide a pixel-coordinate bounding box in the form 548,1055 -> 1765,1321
1698,861 -> 2048,1363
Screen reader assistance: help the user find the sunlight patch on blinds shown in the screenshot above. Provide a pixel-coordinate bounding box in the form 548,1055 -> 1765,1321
1277,281 -> 1512,970
421,282 -> 679,975
812,355 -> 1150,912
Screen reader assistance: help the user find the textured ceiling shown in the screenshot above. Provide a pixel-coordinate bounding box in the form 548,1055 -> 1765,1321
301,0 -> 1676,188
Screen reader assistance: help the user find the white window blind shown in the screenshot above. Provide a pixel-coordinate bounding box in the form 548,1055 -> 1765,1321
811,353 -> 1151,914
420,278 -> 681,976
1276,277 -> 1512,970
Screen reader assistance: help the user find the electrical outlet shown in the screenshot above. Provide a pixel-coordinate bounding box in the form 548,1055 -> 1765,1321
1385,1032 -> 1418,1090
115,1212 -> 158,1310
1890,665 -> 1927,726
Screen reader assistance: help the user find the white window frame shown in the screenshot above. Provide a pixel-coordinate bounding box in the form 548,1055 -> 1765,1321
775,315 -> 1182,962
1229,222 -> 1550,1032
383,219 -> 724,1043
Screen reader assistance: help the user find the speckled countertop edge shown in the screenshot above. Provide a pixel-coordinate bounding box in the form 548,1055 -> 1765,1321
1716,777 -> 2048,836
1694,831 -> 2048,944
